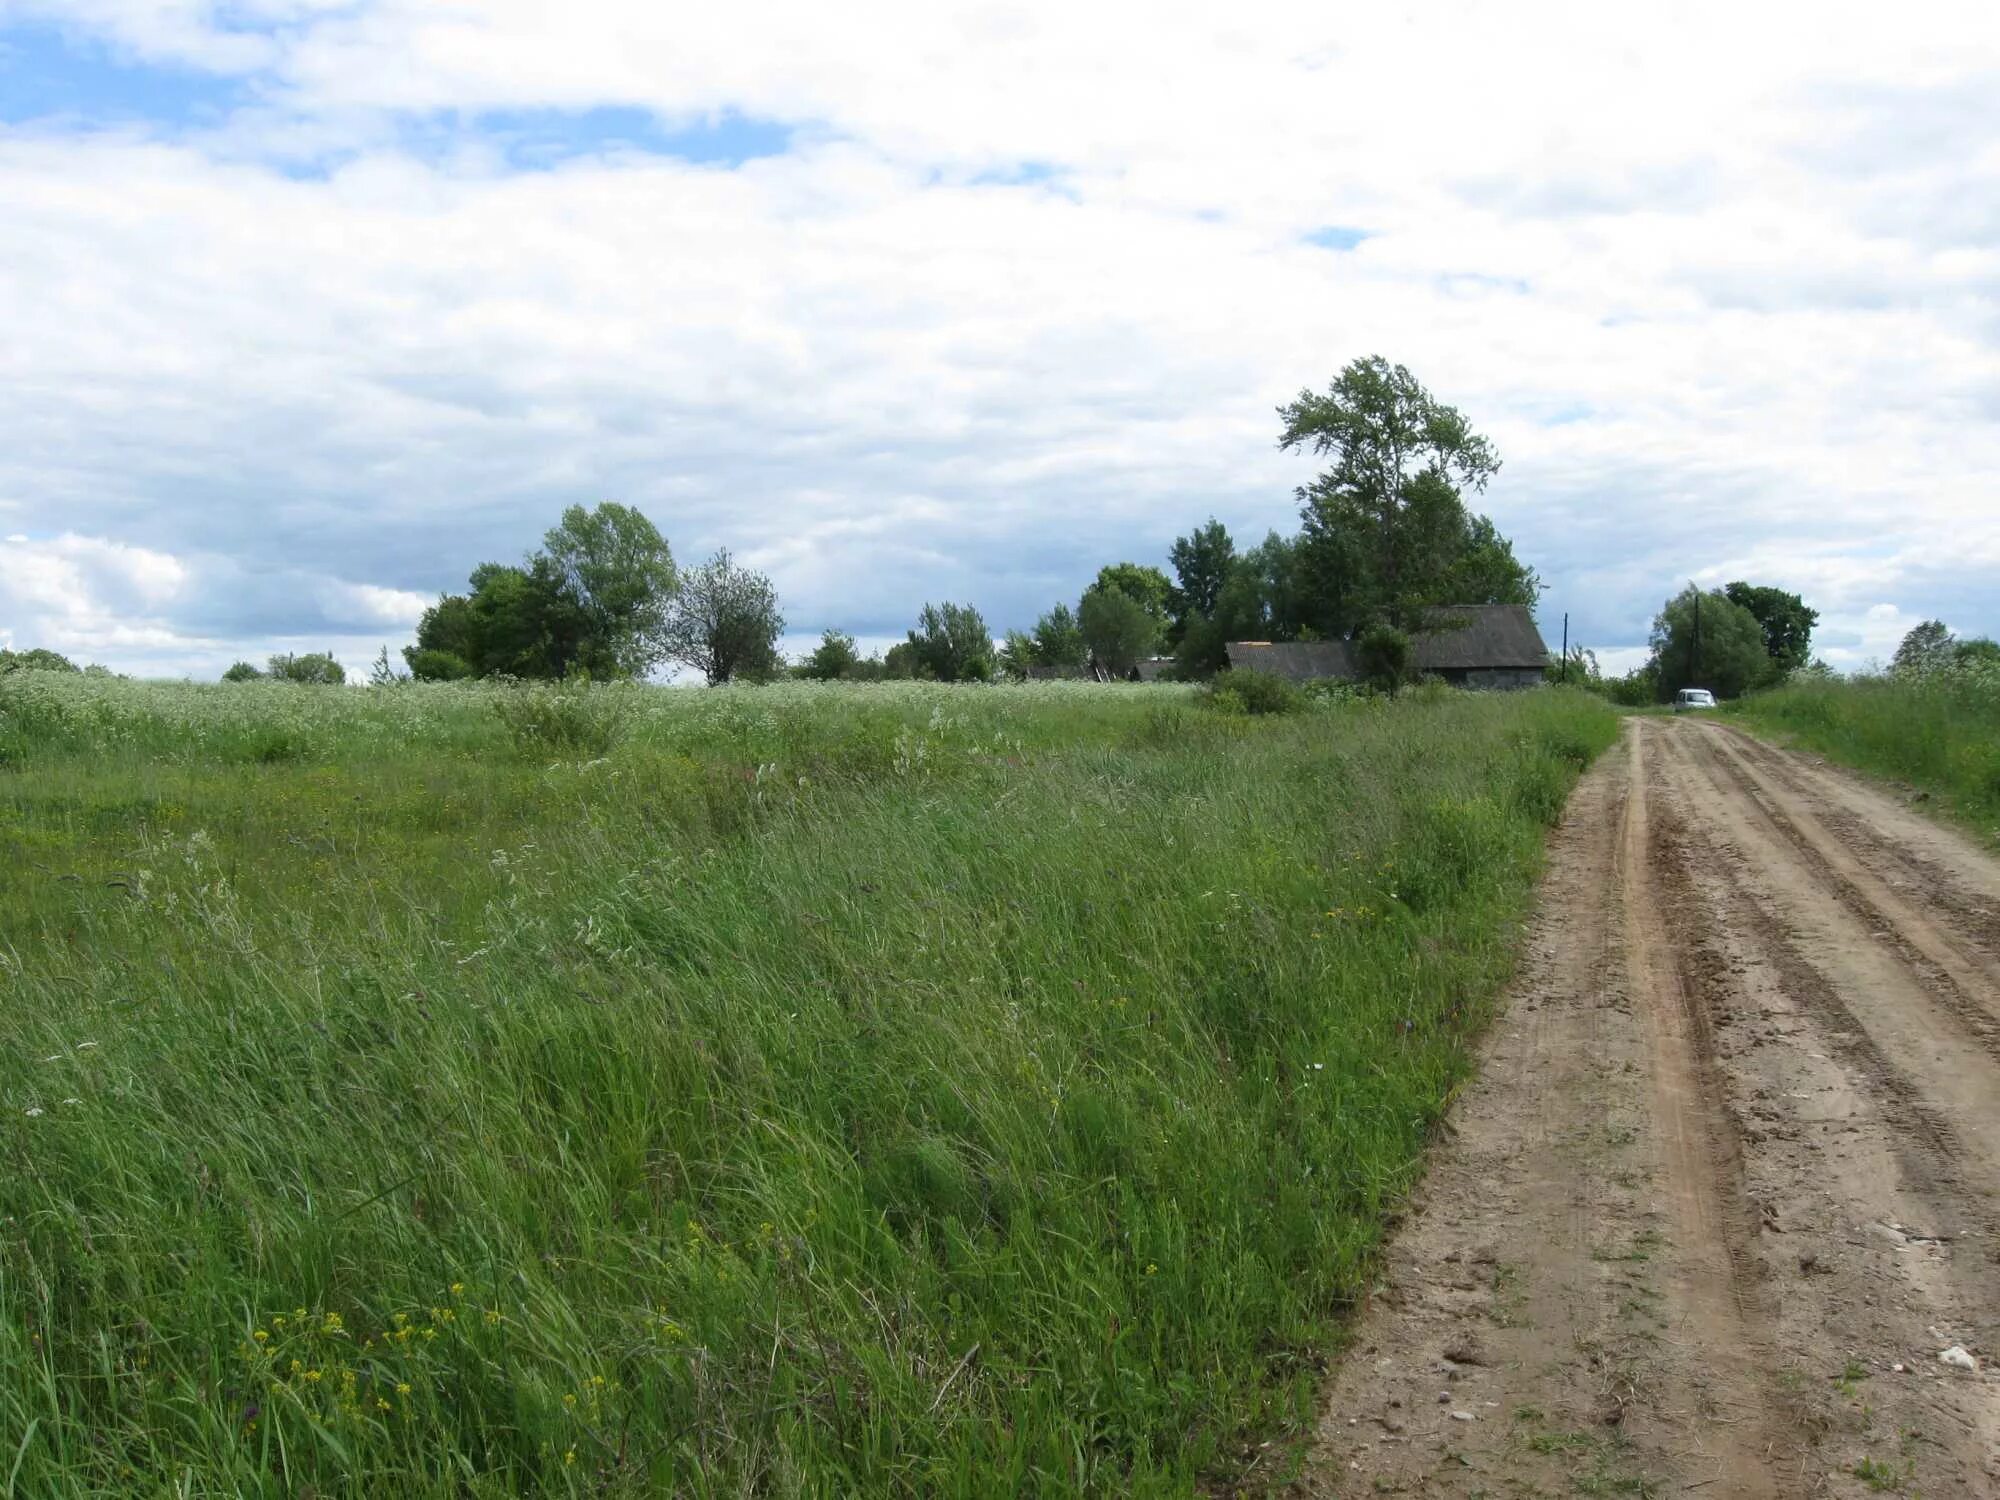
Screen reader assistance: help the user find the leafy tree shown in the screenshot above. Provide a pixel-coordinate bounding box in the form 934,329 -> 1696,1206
997,630 -> 1038,681
1955,637 -> 2000,668
1089,563 -> 1173,635
906,603 -> 993,682
220,661 -> 264,682
1167,520 -> 1235,635
1279,356 -> 1532,631
538,502 -> 677,677
267,652 -> 346,685
799,629 -> 860,681
1030,603 -> 1087,669
1723,582 -> 1817,675
1647,586 -> 1770,700
882,641 -> 922,680
1892,619 -> 1955,676
1356,623 -> 1413,695
663,549 -> 784,685
0,648 -> 79,674
404,504 -> 677,681
1079,586 -> 1158,675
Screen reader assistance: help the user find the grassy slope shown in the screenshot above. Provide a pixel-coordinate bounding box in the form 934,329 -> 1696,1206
0,677 -> 1615,1496
1727,672 -> 2000,841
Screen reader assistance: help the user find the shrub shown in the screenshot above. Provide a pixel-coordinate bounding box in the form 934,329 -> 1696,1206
0,648 -> 80,674
1356,624 -> 1413,694
268,652 -> 347,685
491,682 -> 626,757
1205,668 -> 1303,716
221,661 -> 264,682
405,647 -> 475,682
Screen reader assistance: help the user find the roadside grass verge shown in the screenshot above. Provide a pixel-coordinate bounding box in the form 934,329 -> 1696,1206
0,677 -> 1616,1495
1728,669 -> 2000,840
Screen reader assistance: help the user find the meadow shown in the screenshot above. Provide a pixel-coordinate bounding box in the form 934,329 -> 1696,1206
1729,659 -> 2000,840
0,673 -> 1616,1496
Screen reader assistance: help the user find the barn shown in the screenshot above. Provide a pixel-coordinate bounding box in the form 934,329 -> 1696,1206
1226,604 -> 1549,690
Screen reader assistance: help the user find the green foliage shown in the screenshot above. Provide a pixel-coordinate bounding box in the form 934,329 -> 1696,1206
1078,586 -> 1159,675
404,647 -> 474,682
1279,356 -> 1536,632
0,647 -> 81,674
407,504 -> 677,681
490,681 -> 628,757
1892,618 -> 1956,677
220,661 -> 264,683
906,602 -> 994,682
798,629 -> 860,682
1722,581 -> 1817,675
1167,519 -> 1236,633
267,651 -> 347,685
1205,667 -> 1304,716
1089,562 -> 1174,633
1647,585 -> 1771,699
538,501 -> 678,677
1029,602 -> 1086,669
996,629 -> 1038,681
1731,656 -> 2000,835
662,549 -> 784,685
0,674 -> 1615,1494
1356,623 -> 1414,694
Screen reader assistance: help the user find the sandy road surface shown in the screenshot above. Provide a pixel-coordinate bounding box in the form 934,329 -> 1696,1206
1305,715 -> 2000,1498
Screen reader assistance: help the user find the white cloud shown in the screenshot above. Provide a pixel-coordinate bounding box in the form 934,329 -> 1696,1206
0,0 -> 1997,674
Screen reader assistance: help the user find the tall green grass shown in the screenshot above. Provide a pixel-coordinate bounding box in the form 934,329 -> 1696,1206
0,676 -> 1615,1496
1729,665 -> 2000,839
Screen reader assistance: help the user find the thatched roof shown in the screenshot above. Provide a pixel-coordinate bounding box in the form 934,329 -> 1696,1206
1223,640 -> 1357,682
1413,605 -> 1548,670
1225,606 -> 1547,681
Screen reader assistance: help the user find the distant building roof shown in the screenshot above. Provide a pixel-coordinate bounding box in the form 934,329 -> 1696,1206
1226,605 -> 1548,680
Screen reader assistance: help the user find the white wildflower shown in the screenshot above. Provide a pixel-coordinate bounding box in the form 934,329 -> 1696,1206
24,1107 -> 44,1118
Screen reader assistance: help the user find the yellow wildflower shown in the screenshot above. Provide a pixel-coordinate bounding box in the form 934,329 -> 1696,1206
252,1329 -> 269,1343
396,1383 -> 412,1397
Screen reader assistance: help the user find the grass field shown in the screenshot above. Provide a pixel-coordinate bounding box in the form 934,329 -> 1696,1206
1729,664 -> 2000,841
0,673 -> 1616,1496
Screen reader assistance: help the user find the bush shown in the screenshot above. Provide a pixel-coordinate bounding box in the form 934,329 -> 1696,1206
1205,668 -> 1304,716
0,648 -> 80,674
491,682 -> 626,757
268,652 -> 347,685
1356,624 -> 1413,694
404,647 -> 475,682
221,661 -> 264,683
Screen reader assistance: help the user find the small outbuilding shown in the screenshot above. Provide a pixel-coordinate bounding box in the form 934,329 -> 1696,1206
1226,604 -> 1549,690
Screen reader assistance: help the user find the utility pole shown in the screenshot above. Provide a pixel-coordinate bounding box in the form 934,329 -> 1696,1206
1560,612 -> 1569,684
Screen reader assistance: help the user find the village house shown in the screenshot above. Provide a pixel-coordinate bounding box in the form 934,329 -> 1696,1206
1225,604 -> 1549,690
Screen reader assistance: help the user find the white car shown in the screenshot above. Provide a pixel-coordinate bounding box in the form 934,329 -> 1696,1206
1673,688 -> 1717,712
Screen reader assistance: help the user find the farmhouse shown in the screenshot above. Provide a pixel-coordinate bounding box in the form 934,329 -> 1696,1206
1226,604 -> 1549,690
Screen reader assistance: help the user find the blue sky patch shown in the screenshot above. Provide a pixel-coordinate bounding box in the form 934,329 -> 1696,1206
470,106 -> 796,170
0,22 -> 246,128
1305,225 -> 1370,250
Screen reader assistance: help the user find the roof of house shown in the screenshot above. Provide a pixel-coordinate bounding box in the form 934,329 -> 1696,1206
1225,605 -> 1548,680
1413,605 -> 1549,670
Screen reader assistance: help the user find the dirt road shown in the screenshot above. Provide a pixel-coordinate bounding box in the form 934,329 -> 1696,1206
1306,715 -> 2000,1498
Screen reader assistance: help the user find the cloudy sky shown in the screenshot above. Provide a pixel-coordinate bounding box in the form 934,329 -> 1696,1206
2,0 -> 1996,679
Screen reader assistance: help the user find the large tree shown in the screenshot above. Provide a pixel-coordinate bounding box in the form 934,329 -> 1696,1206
663,549 -> 784,685
1030,603 -> 1087,669
538,502 -> 677,677
1167,520 -> 1235,635
1088,563 -> 1173,634
1722,582 -> 1817,676
907,603 -> 994,682
1647,585 -> 1771,700
1279,356 -> 1533,632
405,503 -> 677,681
1079,586 -> 1158,675
1891,619 -> 1955,676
